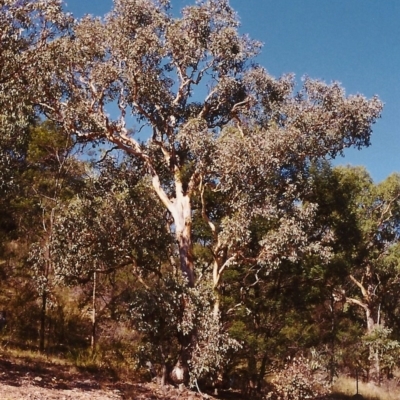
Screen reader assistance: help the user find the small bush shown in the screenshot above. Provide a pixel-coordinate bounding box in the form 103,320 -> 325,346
266,355 -> 330,400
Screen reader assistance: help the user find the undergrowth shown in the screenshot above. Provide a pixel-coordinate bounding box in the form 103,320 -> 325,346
331,376 -> 400,400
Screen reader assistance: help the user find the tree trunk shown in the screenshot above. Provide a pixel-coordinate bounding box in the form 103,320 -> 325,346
171,191 -> 195,287
347,273 -> 381,383
365,306 -> 380,383
151,172 -> 195,287
91,271 -> 97,353
212,259 -> 222,319
213,290 -> 220,319
212,253 -> 237,319
152,171 -> 196,375
176,221 -> 194,287
39,291 -> 46,352
160,363 -> 168,386
329,291 -> 337,383
257,353 -> 269,392
347,296 -> 380,383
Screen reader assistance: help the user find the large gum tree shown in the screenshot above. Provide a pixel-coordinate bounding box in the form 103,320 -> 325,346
23,0 -> 382,371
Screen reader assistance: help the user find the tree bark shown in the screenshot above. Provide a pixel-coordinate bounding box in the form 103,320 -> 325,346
39,291 -> 46,352
149,165 -> 198,380
365,306 -> 380,383
176,217 -> 195,287
169,180 -> 195,287
213,290 -> 220,319
150,170 -> 195,287
257,353 -> 269,392
91,271 -> 97,353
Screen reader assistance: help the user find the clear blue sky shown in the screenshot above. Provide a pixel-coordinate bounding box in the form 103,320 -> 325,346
64,0 -> 400,183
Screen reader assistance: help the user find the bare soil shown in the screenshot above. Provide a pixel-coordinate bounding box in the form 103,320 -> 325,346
0,355 -> 215,400
0,353 -> 363,399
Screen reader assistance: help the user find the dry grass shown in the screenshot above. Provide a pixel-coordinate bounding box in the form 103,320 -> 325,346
0,345 -> 71,367
0,340 -> 136,380
331,376 -> 400,400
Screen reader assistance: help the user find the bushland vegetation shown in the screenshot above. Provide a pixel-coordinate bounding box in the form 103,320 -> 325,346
1,1 -> 399,398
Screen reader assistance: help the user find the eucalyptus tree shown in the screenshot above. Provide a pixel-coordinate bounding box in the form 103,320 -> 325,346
33,0 -> 382,373
39,0 -> 382,287
325,168 -> 400,327
337,168 -> 400,381
307,164 -> 400,381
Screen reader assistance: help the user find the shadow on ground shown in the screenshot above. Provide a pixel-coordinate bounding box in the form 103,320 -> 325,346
0,356 -> 360,400
0,355 -> 212,399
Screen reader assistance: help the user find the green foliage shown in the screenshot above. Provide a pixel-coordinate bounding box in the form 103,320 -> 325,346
51,157 -> 170,283
362,326 -> 400,374
267,355 -> 330,400
129,272 -> 240,385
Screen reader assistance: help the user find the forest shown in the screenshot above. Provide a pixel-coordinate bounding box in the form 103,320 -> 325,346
1,0 -> 399,399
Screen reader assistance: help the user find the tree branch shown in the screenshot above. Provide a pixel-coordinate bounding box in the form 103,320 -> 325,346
349,274 -> 369,300
346,296 -> 368,311
214,254 -> 237,289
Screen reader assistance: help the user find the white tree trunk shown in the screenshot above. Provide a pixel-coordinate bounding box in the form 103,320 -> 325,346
171,192 -> 194,287
151,172 -> 195,286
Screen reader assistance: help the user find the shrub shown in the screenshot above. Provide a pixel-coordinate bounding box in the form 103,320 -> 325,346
266,355 -> 330,400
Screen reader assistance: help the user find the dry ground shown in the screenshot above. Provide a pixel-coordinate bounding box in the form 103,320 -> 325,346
0,354 -> 212,400
0,352 -> 398,400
